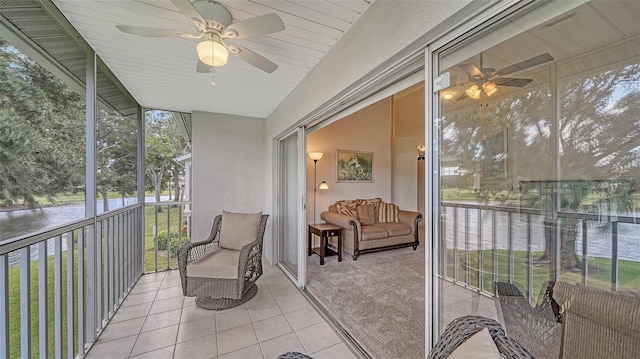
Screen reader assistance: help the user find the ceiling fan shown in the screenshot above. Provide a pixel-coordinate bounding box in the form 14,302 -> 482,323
456,52 -> 554,100
116,0 -> 285,74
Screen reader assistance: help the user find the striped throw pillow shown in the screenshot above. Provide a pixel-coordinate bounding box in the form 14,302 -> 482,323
378,202 -> 399,223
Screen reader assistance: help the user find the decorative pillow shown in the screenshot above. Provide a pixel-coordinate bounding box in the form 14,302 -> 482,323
360,197 -> 382,208
377,202 -> 399,223
219,210 -> 263,251
448,328 -> 501,359
336,200 -> 359,219
356,204 -> 376,226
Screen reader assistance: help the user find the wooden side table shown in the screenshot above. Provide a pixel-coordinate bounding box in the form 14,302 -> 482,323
307,223 -> 342,265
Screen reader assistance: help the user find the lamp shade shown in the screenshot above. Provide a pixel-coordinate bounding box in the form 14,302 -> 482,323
465,84 -> 481,100
318,180 -> 329,190
308,152 -> 323,161
197,40 -> 229,67
482,81 -> 498,97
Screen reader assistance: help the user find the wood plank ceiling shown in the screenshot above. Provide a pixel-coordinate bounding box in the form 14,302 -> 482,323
50,0 -> 375,118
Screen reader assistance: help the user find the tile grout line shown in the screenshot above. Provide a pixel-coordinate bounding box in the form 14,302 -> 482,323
125,272 -> 164,359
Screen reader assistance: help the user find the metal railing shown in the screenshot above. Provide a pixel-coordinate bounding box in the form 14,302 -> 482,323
0,205 -> 143,359
440,201 -> 639,302
144,201 -> 191,273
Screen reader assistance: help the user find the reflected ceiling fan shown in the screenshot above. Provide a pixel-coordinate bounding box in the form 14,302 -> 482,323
116,0 -> 285,74
457,52 -> 554,100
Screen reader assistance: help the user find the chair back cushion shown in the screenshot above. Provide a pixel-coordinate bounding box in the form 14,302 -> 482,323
554,281 -> 640,358
219,211 -> 263,250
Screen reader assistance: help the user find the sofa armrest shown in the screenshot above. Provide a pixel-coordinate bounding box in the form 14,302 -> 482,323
398,210 -> 422,232
398,210 -> 422,225
321,211 -> 359,229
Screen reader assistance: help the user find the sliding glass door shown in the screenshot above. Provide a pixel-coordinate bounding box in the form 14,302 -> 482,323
429,1 -> 640,356
277,128 -> 306,284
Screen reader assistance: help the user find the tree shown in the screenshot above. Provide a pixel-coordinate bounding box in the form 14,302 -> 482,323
0,39 -> 85,208
144,110 -> 187,211
96,110 -> 138,212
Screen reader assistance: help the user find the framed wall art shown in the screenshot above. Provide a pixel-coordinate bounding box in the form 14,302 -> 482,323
336,150 -> 373,182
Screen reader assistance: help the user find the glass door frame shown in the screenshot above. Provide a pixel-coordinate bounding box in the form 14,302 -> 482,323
275,126 -> 308,288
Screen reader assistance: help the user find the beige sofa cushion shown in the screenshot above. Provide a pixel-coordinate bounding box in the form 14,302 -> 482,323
361,225 -> 388,240
448,328 -> 501,359
219,210 -> 262,250
376,222 -> 411,237
187,248 -> 240,279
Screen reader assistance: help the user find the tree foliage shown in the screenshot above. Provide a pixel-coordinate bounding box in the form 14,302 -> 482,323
144,110 -> 187,207
97,110 -> 138,211
0,38 -> 85,208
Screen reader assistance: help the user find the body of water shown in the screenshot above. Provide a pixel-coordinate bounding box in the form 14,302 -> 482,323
0,196 -> 169,267
442,206 -> 640,262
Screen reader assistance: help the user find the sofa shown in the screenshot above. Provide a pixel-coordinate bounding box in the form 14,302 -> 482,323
320,198 -> 422,260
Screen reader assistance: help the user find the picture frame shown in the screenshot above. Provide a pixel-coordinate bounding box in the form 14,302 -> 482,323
336,150 -> 373,182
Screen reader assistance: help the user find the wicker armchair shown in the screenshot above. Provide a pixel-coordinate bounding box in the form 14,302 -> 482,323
178,212 -> 269,310
428,315 -> 534,359
494,281 -> 562,358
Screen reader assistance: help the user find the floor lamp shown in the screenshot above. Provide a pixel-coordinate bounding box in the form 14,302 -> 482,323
309,152 -> 328,224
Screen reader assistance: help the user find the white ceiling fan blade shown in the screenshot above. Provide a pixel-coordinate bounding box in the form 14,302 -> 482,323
169,0 -> 204,22
224,13 -> 285,39
231,45 -> 278,73
116,25 -> 185,38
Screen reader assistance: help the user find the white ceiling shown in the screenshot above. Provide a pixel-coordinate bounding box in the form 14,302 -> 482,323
52,0 -> 375,118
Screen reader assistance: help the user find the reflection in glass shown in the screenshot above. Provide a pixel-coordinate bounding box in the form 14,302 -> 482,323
435,1 -> 639,358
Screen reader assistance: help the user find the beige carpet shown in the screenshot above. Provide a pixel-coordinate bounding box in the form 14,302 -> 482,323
306,246 -> 425,359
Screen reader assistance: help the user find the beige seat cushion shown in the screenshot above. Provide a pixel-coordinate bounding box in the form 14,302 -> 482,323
376,222 -> 411,237
448,328 -> 501,359
187,248 -> 240,279
219,211 -> 262,250
361,225 -> 388,240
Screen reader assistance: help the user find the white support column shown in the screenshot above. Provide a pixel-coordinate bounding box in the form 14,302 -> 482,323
85,50 -> 97,343
66,232 -> 75,359
54,236 -> 63,358
19,247 -> 31,358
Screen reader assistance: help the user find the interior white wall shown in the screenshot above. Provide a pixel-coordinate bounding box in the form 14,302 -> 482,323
306,98 -> 393,224
191,111 -> 266,244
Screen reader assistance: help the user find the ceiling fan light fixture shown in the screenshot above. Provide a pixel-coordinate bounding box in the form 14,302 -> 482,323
197,39 -> 229,67
466,84 -> 481,100
482,81 -> 498,97
443,92 -> 454,100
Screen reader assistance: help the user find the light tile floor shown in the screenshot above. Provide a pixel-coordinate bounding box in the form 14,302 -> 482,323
86,265 -> 356,359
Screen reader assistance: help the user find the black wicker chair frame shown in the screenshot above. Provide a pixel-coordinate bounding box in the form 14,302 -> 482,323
178,214 -> 269,310
427,315 -> 534,359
